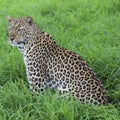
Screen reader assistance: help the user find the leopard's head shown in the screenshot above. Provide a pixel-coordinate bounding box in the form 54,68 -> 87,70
7,16 -> 35,50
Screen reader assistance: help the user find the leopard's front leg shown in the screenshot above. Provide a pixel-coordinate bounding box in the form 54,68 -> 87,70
27,68 -> 46,95
25,52 -> 48,95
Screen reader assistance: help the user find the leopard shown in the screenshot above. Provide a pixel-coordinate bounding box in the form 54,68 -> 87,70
7,16 -> 108,105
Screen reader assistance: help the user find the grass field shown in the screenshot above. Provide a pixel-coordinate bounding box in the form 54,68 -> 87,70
0,0 -> 120,119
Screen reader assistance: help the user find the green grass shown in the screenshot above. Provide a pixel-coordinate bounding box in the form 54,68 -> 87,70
0,0 -> 120,119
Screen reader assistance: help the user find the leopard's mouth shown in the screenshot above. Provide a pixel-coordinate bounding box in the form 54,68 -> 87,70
8,38 -> 25,50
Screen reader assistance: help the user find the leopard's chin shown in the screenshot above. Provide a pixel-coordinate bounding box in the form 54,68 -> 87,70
8,40 -> 25,53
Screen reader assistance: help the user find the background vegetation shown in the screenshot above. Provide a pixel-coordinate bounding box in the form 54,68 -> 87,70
0,0 -> 120,119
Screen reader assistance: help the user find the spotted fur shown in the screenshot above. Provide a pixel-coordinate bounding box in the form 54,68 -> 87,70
7,16 -> 108,105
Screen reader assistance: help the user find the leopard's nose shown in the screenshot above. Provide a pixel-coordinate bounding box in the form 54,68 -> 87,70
10,37 -> 14,41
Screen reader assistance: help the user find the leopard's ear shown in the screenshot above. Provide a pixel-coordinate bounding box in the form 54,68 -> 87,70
7,16 -> 14,23
26,16 -> 33,25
